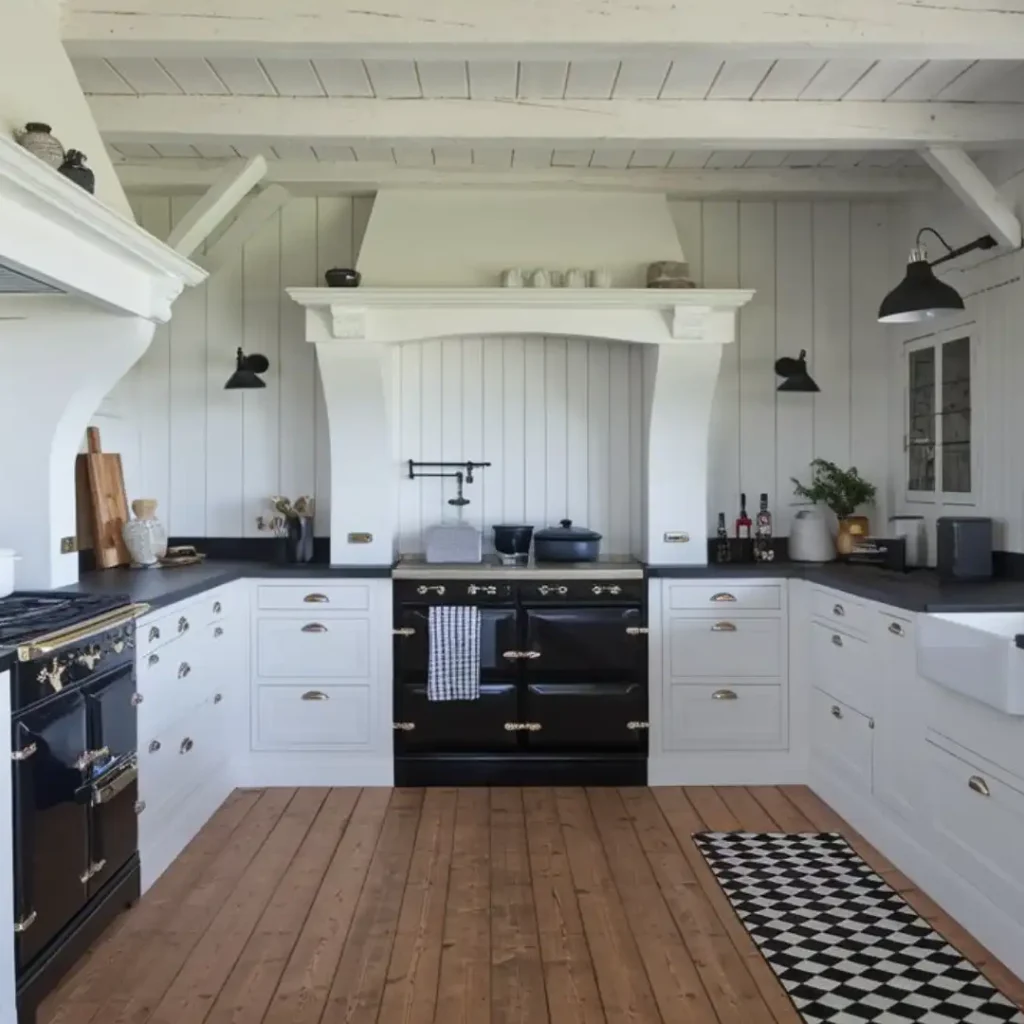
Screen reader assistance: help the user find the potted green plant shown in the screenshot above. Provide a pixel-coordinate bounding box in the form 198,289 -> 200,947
792,459 -> 878,556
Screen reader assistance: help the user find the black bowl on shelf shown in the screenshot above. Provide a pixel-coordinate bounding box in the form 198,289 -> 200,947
324,267 -> 361,287
493,524 -> 534,562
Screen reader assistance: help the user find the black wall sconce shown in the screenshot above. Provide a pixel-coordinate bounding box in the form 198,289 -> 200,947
878,228 -> 997,324
225,348 -> 269,390
775,350 -> 819,393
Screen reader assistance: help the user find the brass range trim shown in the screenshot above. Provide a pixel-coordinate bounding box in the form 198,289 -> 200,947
17,603 -> 151,662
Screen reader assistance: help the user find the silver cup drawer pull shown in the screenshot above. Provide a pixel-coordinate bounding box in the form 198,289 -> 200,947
179,737 -> 194,754
888,622 -> 905,637
178,616 -> 190,634
302,690 -> 330,701
831,705 -> 843,719
148,626 -> 160,642
968,775 -> 991,797
212,601 -> 222,614
833,603 -> 845,617
178,662 -> 191,678
213,626 -> 224,638
711,622 -> 737,633
831,634 -> 843,648
301,623 -> 328,633
304,593 -> 329,603
712,689 -> 738,701
710,592 -> 736,603
147,653 -> 159,667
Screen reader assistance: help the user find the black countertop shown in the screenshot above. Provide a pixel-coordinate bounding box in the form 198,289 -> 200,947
55,556 -> 1024,617
649,561 -> 1024,612
65,560 -> 393,613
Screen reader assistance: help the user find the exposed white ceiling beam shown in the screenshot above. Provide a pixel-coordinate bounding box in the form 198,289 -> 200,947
61,0 -> 1024,60
200,183 -> 291,273
91,96 -> 1024,150
114,158 -> 939,198
165,154 -> 266,257
921,146 -> 1023,249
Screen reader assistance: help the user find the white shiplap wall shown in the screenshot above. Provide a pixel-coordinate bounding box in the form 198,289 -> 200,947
109,195 -> 892,550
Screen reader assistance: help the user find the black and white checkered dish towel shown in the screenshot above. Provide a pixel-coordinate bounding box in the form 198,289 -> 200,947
427,605 -> 481,701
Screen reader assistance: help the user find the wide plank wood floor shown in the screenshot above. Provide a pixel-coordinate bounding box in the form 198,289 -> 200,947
41,786 -> 1024,1024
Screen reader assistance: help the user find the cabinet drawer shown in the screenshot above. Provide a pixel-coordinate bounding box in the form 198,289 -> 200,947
256,617 -> 370,678
395,683 -> 518,752
204,586 -> 234,624
138,640 -> 206,736
138,604 -> 197,657
139,698 -> 213,820
927,737 -> 1024,925
665,683 -> 784,751
254,683 -> 371,750
668,617 -> 781,678
256,585 -> 370,611
810,622 -> 872,716
811,587 -> 868,635
668,583 -> 781,612
811,688 -> 873,794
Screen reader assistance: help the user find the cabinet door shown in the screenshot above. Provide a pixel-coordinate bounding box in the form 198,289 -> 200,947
524,607 -> 644,683
394,606 -> 518,685
523,682 -> 646,751
12,695 -> 90,969
395,683 -> 519,752
871,613 -> 920,823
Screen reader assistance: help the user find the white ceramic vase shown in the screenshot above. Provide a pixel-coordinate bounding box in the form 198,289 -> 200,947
123,499 -> 167,567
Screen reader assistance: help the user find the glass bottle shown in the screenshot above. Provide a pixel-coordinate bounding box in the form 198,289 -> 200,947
735,493 -> 752,541
715,513 -> 731,563
755,492 -> 774,562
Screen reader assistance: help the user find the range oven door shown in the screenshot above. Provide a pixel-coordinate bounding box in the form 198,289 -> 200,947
83,663 -> 138,895
11,694 -> 90,971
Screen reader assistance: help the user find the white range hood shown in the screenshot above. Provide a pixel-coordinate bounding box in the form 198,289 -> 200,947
0,137 -> 205,587
289,189 -> 753,567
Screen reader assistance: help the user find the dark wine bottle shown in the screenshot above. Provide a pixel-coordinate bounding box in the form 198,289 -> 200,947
715,512 -> 731,563
754,492 -> 774,562
735,493 -> 752,541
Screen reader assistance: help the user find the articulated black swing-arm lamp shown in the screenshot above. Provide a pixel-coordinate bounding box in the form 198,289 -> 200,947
878,227 -> 997,324
224,348 -> 270,389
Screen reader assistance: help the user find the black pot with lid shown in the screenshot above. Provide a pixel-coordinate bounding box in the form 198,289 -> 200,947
533,519 -> 602,562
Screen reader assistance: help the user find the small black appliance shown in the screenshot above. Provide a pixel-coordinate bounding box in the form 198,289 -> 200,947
936,516 -> 993,580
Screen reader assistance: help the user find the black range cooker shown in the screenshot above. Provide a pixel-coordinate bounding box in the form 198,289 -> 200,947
1,591 -> 148,1023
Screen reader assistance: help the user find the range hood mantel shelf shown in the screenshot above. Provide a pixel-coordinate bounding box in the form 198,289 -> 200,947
287,286 -> 755,347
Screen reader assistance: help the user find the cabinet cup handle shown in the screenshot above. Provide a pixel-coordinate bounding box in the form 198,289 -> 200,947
888,622 -> 905,637
131,692 -> 144,706
134,800 -> 146,815
304,593 -> 329,603
147,653 -> 159,667
212,601 -> 222,614
148,626 -> 160,642
179,737 -> 194,754
178,662 -> 191,678
213,626 -> 224,638
392,721 -> 416,731
968,775 -> 991,797
14,910 -> 37,934
831,705 -> 843,719
11,742 -> 37,762
712,689 -> 738,701
833,603 -> 845,617
831,634 -> 843,647
178,616 -> 189,633
711,622 -> 737,632
710,592 -> 736,602
302,623 -> 328,633
148,740 -> 161,753
302,690 -> 329,701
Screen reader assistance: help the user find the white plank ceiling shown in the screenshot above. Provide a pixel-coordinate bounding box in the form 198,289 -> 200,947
73,56 -> 1024,102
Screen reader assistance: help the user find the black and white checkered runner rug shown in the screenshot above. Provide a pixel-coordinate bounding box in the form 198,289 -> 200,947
694,832 -> 1024,1023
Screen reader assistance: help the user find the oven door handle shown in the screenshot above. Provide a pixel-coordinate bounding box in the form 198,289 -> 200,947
91,758 -> 138,806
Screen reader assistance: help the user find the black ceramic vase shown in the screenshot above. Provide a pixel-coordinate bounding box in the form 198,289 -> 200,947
58,150 -> 95,194
285,516 -> 315,563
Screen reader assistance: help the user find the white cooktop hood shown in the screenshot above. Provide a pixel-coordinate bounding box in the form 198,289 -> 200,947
0,137 -> 205,587
289,189 -> 752,567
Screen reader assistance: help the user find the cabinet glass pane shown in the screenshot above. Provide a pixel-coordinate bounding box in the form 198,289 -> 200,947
941,337 -> 971,493
908,347 -> 936,492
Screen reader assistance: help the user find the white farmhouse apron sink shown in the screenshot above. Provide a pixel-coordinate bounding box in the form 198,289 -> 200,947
917,612 -> 1024,715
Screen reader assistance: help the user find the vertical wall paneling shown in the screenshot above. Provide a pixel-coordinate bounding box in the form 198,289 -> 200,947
481,339 -> 506,540
544,338 -> 569,527
440,337 -> 464,517
774,202 -> 815,533
565,340 -> 590,529
241,214 -> 281,536
849,202 -> 891,528
204,216 -> 244,536
586,341 -> 611,541
703,201 -> 741,527
313,197 -> 354,535
461,337 -> 485,539
502,337 -> 527,525
523,338 -> 547,526
278,199 -> 318,508
397,342 -> 423,552
168,195 -> 207,535
628,344 -> 645,557
419,340 -> 444,527
132,197 -> 172,518
738,202 -> 777,510
812,202 -> 852,466
608,342 -> 632,555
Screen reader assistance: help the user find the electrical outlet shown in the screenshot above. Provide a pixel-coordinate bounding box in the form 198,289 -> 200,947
347,532 -> 373,544
663,531 -> 690,543
60,536 -> 78,554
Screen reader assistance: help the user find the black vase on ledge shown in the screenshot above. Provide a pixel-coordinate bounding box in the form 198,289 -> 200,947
285,516 -> 315,563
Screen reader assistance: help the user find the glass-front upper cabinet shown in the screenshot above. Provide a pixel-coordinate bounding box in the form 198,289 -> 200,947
904,328 -> 976,504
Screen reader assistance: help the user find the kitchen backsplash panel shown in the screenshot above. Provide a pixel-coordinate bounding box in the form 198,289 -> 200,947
101,195 -> 892,546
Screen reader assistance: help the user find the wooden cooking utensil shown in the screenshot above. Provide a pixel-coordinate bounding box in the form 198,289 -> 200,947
82,426 -> 131,569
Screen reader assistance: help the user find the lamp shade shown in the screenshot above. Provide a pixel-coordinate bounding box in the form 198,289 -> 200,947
225,349 -> 269,390
775,350 -> 820,393
878,256 -> 965,324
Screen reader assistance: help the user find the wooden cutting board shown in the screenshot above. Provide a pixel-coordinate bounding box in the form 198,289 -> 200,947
79,427 -> 131,569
